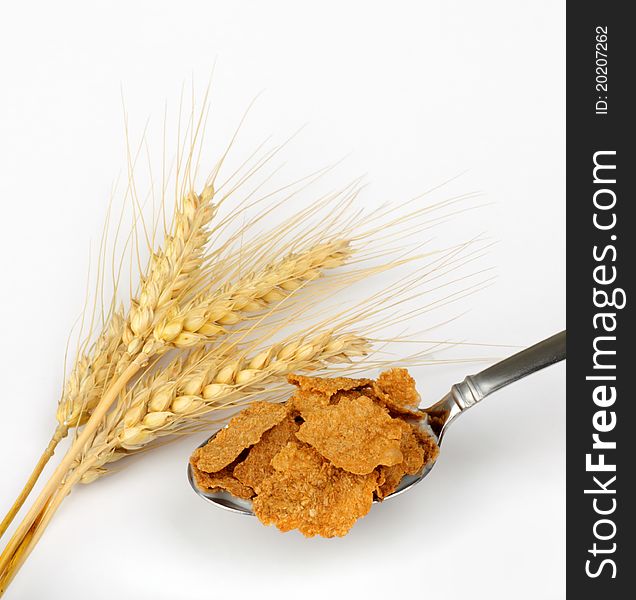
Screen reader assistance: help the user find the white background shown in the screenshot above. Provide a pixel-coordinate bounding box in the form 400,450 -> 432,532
0,1 -> 565,599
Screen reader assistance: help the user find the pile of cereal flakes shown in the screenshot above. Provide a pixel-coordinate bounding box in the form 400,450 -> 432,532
190,368 -> 439,537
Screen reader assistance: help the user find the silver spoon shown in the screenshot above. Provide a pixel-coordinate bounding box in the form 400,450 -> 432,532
188,330 -> 566,515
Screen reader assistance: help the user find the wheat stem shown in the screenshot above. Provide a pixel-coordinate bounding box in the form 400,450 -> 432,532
0,488 -> 58,595
0,356 -> 146,576
0,425 -> 67,540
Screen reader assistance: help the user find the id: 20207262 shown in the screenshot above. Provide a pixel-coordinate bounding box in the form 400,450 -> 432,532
595,25 -> 608,115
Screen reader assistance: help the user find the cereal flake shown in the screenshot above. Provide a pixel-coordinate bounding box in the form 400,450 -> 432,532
192,401 -> 287,473
295,394 -> 403,474
253,441 -> 378,538
233,416 -> 300,490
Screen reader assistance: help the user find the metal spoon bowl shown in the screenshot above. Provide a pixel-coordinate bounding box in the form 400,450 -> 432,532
187,436 -> 438,515
188,330 -> 566,516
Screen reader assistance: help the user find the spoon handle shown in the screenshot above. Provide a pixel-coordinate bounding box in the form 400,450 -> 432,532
452,330 -> 566,410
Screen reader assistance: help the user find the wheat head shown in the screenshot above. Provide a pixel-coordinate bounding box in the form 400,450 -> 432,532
152,239 -> 352,348
121,184 -> 217,359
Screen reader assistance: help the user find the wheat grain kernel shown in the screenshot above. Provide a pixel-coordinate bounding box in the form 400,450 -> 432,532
202,383 -> 228,399
142,411 -> 173,428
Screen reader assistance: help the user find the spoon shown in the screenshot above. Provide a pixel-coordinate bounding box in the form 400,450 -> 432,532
188,330 -> 566,515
